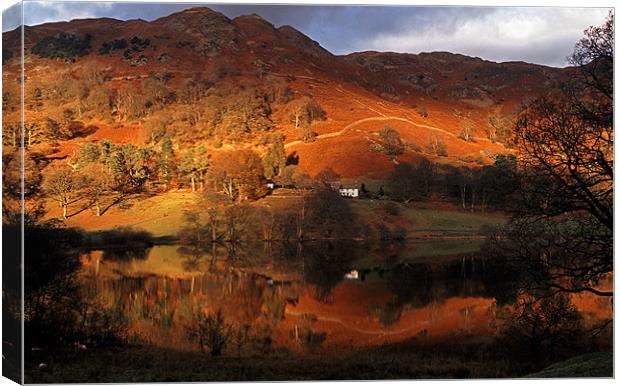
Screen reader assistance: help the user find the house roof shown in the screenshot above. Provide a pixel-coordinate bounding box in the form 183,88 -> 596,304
327,181 -> 359,190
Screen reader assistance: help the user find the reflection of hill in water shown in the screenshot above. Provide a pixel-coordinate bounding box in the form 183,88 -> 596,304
78,241 -> 611,353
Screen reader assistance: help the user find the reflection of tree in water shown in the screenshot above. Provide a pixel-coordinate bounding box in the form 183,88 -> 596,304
478,252 -> 523,306
370,263 -> 437,328
101,245 -> 151,261
302,241 -> 356,303
492,292 -> 587,369
376,256 -> 508,328
290,313 -> 327,351
387,263 -> 437,307
176,245 -> 203,273
373,300 -> 404,328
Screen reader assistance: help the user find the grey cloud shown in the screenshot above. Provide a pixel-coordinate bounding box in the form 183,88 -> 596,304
4,2 -> 612,67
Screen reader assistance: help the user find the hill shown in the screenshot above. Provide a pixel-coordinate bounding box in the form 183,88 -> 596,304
2,6 -> 571,180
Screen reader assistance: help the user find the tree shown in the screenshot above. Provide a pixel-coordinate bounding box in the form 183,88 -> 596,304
159,135 -> 175,190
388,163 -> 416,202
458,120 -> 474,142
428,133 -> 447,156
195,144 -> 209,192
292,169 -> 315,240
42,165 -> 87,219
514,13 -> 612,229
80,163 -> 116,216
492,14 -> 613,299
307,188 -> 356,238
143,76 -> 171,110
494,292 -> 585,367
515,99 -> 612,228
287,96 -> 325,142
388,160 -> 434,202
187,309 -> 233,356
314,166 -> 339,185
485,215 -> 612,297
445,166 -> 468,209
209,149 -> 266,201
179,148 -> 198,192
262,133 -> 286,179
76,143 -> 102,167
378,126 -> 404,156
3,150 -> 45,224
2,121 -> 20,148
487,110 -> 514,145
109,144 -> 154,192
298,125 -> 316,143
414,159 -> 435,199
25,123 -> 45,148
480,155 -> 519,211
288,96 -> 326,129
222,203 -> 254,242
112,85 -> 147,122
567,11 -> 613,128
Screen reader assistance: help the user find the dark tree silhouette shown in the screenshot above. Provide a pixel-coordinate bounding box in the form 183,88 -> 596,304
489,14 -> 613,299
515,13 -> 613,230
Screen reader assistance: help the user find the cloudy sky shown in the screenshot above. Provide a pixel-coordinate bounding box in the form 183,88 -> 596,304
2,1 -> 611,67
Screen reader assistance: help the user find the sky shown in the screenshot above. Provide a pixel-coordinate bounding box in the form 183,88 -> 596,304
1,1 -> 612,67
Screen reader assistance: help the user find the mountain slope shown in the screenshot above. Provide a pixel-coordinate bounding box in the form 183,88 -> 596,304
2,6 -> 571,179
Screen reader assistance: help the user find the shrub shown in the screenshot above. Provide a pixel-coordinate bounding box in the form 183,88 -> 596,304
428,134 -> 448,156
378,126 -> 404,156
98,38 -> 128,55
405,142 -> 422,152
288,96 -> 327,129
32,33 -> 92,59
187,309 -> 234,356
369,143 -> 384,153
2,47 -> 13,64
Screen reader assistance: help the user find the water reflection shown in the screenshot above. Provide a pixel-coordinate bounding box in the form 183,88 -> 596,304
78,241 -> 611,354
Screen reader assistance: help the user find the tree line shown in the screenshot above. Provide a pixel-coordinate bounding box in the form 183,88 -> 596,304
384,154 -> 518,212
4,56 -> 329,152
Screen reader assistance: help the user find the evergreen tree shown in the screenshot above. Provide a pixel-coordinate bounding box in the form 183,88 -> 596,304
109,144 -> 152,192
77,143 -> 101,167
263,133 -> 286,179
179,148 -> 197,192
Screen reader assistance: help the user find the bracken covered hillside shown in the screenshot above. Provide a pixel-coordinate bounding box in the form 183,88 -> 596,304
2,6 -> 573,179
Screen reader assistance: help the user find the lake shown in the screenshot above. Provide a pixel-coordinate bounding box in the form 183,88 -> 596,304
78,240 -> 611,355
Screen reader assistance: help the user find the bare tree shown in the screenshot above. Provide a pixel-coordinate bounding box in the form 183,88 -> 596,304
42,165 -> 87,219
80,164 -> 116,216
515,95 -> 612,229
187,309 -> 233,356
458,120 -> 474,142
428,133 -> 447,156
378,126 -> 404,156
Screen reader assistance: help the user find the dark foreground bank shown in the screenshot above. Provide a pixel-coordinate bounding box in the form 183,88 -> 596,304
26,339 -> 612,383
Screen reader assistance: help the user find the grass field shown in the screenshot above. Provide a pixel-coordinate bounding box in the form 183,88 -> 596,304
49,189 -> 507,239
348,199 -> 506,237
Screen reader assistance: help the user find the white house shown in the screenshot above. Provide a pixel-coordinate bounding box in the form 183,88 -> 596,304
327,181 -> 360,198
338,185 -> 359,198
